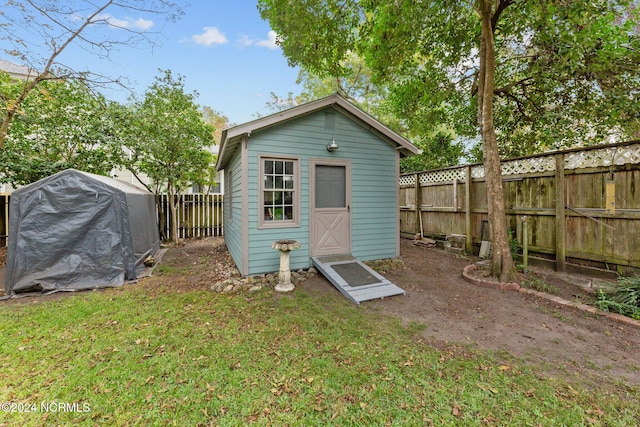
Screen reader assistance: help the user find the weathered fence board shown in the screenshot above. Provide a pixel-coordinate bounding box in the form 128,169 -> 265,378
158,193 -> 224,240
0,192 -> 224,246
400,141 -> 640,275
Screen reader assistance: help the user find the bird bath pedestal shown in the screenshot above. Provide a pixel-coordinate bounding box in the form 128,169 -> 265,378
272,239 -> 301,293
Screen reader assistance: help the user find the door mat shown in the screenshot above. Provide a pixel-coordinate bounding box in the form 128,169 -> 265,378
331,262 -> 379,287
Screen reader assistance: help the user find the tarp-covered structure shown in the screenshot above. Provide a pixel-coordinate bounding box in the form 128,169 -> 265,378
5,169 -> 160,294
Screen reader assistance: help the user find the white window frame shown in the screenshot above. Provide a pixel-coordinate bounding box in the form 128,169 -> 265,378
259,155 -> 300,229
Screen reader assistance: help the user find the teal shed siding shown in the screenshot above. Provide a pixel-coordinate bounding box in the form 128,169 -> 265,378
223,148 -> 244,273
242,109 -> 399,276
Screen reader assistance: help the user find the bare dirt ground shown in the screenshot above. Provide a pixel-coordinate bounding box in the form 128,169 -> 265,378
2,238 -> 639,388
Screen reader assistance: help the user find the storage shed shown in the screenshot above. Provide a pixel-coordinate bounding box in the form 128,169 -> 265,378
5,169 -> 160,294
215,94 -> 420,276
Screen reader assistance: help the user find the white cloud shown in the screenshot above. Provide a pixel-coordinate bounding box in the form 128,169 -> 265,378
192,27 -> 228,46
131,18 -> 154,31
239,31 -> 279,50
239,35 -> 254,47
93,13 -> 154,31
256,31 -> 279,49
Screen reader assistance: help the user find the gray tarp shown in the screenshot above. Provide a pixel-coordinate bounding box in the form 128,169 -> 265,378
5,169 -> 160,294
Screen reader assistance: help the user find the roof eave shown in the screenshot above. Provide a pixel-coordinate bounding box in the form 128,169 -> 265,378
215,93 -> 421,171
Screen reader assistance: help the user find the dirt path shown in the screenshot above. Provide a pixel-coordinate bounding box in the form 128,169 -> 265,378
2,239 -> 639,387
299,240 -> 640,388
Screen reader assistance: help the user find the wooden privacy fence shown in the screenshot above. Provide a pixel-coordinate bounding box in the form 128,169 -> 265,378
158,193 -> 224,240
399,141 -> 640,275
0,193 -> 224,246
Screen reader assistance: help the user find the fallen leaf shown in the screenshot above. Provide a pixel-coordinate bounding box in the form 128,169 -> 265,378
567,385 -> 579,395
498,365 -> 510,371
452,405 -> 462,417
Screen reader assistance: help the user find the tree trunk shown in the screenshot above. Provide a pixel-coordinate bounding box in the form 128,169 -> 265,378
154,193 -> 168,241
168,181 -> 180,244
479,1 -> 516,282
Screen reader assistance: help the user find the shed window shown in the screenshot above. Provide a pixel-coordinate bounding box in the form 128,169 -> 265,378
260,157 -> 299,227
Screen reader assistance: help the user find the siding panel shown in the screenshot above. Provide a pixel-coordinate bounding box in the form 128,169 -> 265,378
223,150 -> 244,273
243,109 -> 400,275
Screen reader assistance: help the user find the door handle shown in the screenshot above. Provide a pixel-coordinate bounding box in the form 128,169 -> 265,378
348,205 -> 350,212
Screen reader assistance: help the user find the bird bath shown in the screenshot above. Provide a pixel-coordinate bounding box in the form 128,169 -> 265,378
272,239 -> 301,292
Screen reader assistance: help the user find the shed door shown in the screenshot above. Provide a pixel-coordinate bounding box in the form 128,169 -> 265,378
311,160 -> 351,256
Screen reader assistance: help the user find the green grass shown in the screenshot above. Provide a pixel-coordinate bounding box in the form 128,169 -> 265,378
522,276 -> 559,294
1,287 -> 639,426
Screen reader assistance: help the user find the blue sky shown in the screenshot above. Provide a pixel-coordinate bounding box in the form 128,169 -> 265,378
1,1 -> 302,126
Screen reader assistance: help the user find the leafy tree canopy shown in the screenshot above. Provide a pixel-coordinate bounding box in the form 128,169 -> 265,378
0,0 -> 185,148
124,69 -> 214,193
259,0 -> 640,158
265,53 -> 466,171
122,69 -> 215,242
0,75 -> 123,185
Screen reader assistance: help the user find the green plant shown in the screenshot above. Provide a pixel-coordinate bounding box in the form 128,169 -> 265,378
595,276 -> 640,319
508,230 -> 519,260
523,276 -> 558,294
155,264 -> 179,275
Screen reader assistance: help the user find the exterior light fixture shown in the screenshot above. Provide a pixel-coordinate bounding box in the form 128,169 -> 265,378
326,138 -> 339,152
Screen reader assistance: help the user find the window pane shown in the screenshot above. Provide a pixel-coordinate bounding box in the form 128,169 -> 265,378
316,165 -> 346,208
272,207 -> 284,220
285,161 -> 293,175
265,176 -> 274,189
284,176 -> 293,189
264,207 -> 274,220
275,161 -> 283,174
284,191 -> 293,204
284,206 -> 293,220
264,191 -> 273,204
265,160 -> 274,174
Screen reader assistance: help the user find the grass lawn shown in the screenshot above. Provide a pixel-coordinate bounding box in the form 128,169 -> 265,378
1,283 -> 638,426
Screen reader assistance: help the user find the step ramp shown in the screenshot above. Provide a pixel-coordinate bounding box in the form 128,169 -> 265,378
311,255 -> 405,304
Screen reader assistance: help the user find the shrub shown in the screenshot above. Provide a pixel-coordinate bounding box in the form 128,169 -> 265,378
595,275 -> 640,320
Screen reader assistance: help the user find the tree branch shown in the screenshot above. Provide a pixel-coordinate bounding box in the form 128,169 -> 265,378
491,0 -> 515,31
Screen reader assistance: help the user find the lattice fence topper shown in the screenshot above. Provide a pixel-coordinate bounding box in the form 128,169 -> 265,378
419,167 -> 466,184
471,165 -> 485,179
502,155 -> 557,176
565,143 -> 640,170
399,174 -> 416,186
400,143 -> 640,185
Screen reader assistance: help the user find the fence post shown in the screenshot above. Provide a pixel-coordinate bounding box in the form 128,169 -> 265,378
465,166 -> 473,254
414,172 -> 422,237
555,153 -> 566,271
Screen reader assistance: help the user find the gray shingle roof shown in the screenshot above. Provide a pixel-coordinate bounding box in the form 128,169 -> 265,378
0,58 -> 34,79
